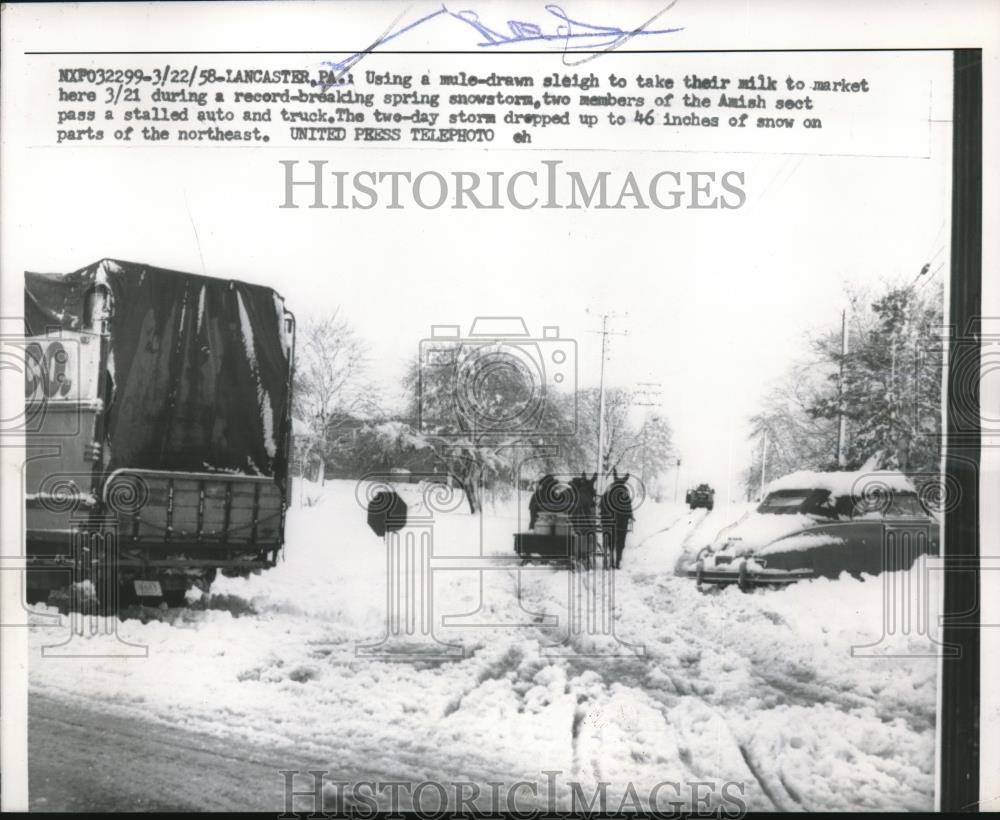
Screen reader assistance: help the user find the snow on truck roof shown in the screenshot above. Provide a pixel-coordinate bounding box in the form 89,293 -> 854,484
26,258 -> 288,304
766,468 -> 917,498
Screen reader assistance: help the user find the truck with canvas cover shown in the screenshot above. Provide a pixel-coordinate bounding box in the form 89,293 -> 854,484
24,259 -> 295,608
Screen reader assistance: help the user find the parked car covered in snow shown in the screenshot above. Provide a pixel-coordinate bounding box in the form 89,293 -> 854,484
687,469 -> 939,589
686,483 -> 715,511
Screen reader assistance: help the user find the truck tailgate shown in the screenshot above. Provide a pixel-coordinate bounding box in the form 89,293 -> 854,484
103,469 -> 284,548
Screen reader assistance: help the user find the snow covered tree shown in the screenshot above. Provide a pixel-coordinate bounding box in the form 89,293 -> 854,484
808,285 -> 943,474
570,387 -> 675,483
744,360 -> 841,495
400,344 -> 576,513
333,419 -> 429,476
745,279 -> 944,493
293,310 -> 377,482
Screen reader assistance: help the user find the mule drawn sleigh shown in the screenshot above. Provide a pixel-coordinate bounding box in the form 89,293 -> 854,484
513,473 -> 623,570
513,514 -> 605,568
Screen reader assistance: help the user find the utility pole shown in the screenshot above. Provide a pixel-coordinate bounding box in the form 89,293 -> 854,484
759,427 -> 769,501
906,263 -> 931,470
889,265 -> 930,469
596,314 -> 608,486
634,381 -> 663,488
587,310 -> 627,492
888,334 -> 896,447
641,424 -> 648,484
912,337 -> 920,447
836,308 -> 849,468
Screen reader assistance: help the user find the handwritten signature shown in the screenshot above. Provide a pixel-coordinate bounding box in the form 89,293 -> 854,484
320,2 -> 683,88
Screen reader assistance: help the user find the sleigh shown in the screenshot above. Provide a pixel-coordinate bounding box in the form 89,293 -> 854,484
513,513 -> 606,567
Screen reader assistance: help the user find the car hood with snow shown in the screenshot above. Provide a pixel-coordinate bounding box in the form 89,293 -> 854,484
689,468 -> 939,589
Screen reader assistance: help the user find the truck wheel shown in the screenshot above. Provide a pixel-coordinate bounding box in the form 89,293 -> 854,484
118,581 -> 139,610
737,559 -> 750,593
163,588 -> 188,608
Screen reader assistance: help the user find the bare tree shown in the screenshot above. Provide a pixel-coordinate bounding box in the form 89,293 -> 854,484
293,310 -> 375,482
573,387 -> 675,481
744,360 -> 840,495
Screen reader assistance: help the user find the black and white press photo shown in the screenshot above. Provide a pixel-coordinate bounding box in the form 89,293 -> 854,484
0,0 -> 996,814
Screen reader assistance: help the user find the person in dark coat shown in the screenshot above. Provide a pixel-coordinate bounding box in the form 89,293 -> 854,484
529,474 -> 558,529
601,469 -> 634,569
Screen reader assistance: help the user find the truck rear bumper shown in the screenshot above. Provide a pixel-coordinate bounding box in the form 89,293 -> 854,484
23,546 -> 278,591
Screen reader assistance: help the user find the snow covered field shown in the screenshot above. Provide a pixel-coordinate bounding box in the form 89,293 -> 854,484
28,478 -> 942,811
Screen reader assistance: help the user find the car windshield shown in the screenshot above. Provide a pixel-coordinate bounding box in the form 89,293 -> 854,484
884,492 -> 927,517
847,490 -> 928,518
759,490 -> 811,513
757,489 -> 838,518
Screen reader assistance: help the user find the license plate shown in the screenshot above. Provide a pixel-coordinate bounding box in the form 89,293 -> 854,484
133,580 -> 163,597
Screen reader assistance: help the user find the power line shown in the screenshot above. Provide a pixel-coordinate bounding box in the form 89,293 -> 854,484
916,261 -> 945,291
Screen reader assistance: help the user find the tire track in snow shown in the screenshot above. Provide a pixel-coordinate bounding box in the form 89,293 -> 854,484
737,742 -> 790,811
634,573 -> 935,733
634,508 -> 705,549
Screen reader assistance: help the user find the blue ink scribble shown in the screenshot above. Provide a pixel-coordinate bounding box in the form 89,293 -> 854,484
318,2 -> 684,89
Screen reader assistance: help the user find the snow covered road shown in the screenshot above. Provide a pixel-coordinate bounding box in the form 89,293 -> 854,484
28,480 -> 941,811
29,692 -> 313,811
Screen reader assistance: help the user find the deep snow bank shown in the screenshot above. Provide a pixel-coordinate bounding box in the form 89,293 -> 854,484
28,479 -> 940,811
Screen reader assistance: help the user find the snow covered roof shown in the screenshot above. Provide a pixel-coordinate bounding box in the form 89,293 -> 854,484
766,468 -> 916,498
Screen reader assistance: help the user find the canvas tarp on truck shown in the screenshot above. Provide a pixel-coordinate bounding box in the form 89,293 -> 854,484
25,258 -> 293,481
24,259 -> 295,601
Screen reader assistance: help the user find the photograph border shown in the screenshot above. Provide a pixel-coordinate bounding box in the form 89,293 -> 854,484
940,47 -> 982,813
0,5 -> 990,808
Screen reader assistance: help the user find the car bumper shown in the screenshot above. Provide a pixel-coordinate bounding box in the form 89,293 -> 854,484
686,557 -> 816,588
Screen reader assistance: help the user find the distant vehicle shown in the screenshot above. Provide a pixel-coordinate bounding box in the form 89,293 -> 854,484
687,469 -> 940,590
24,259 -> 295,608
686,483 -> 715,511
